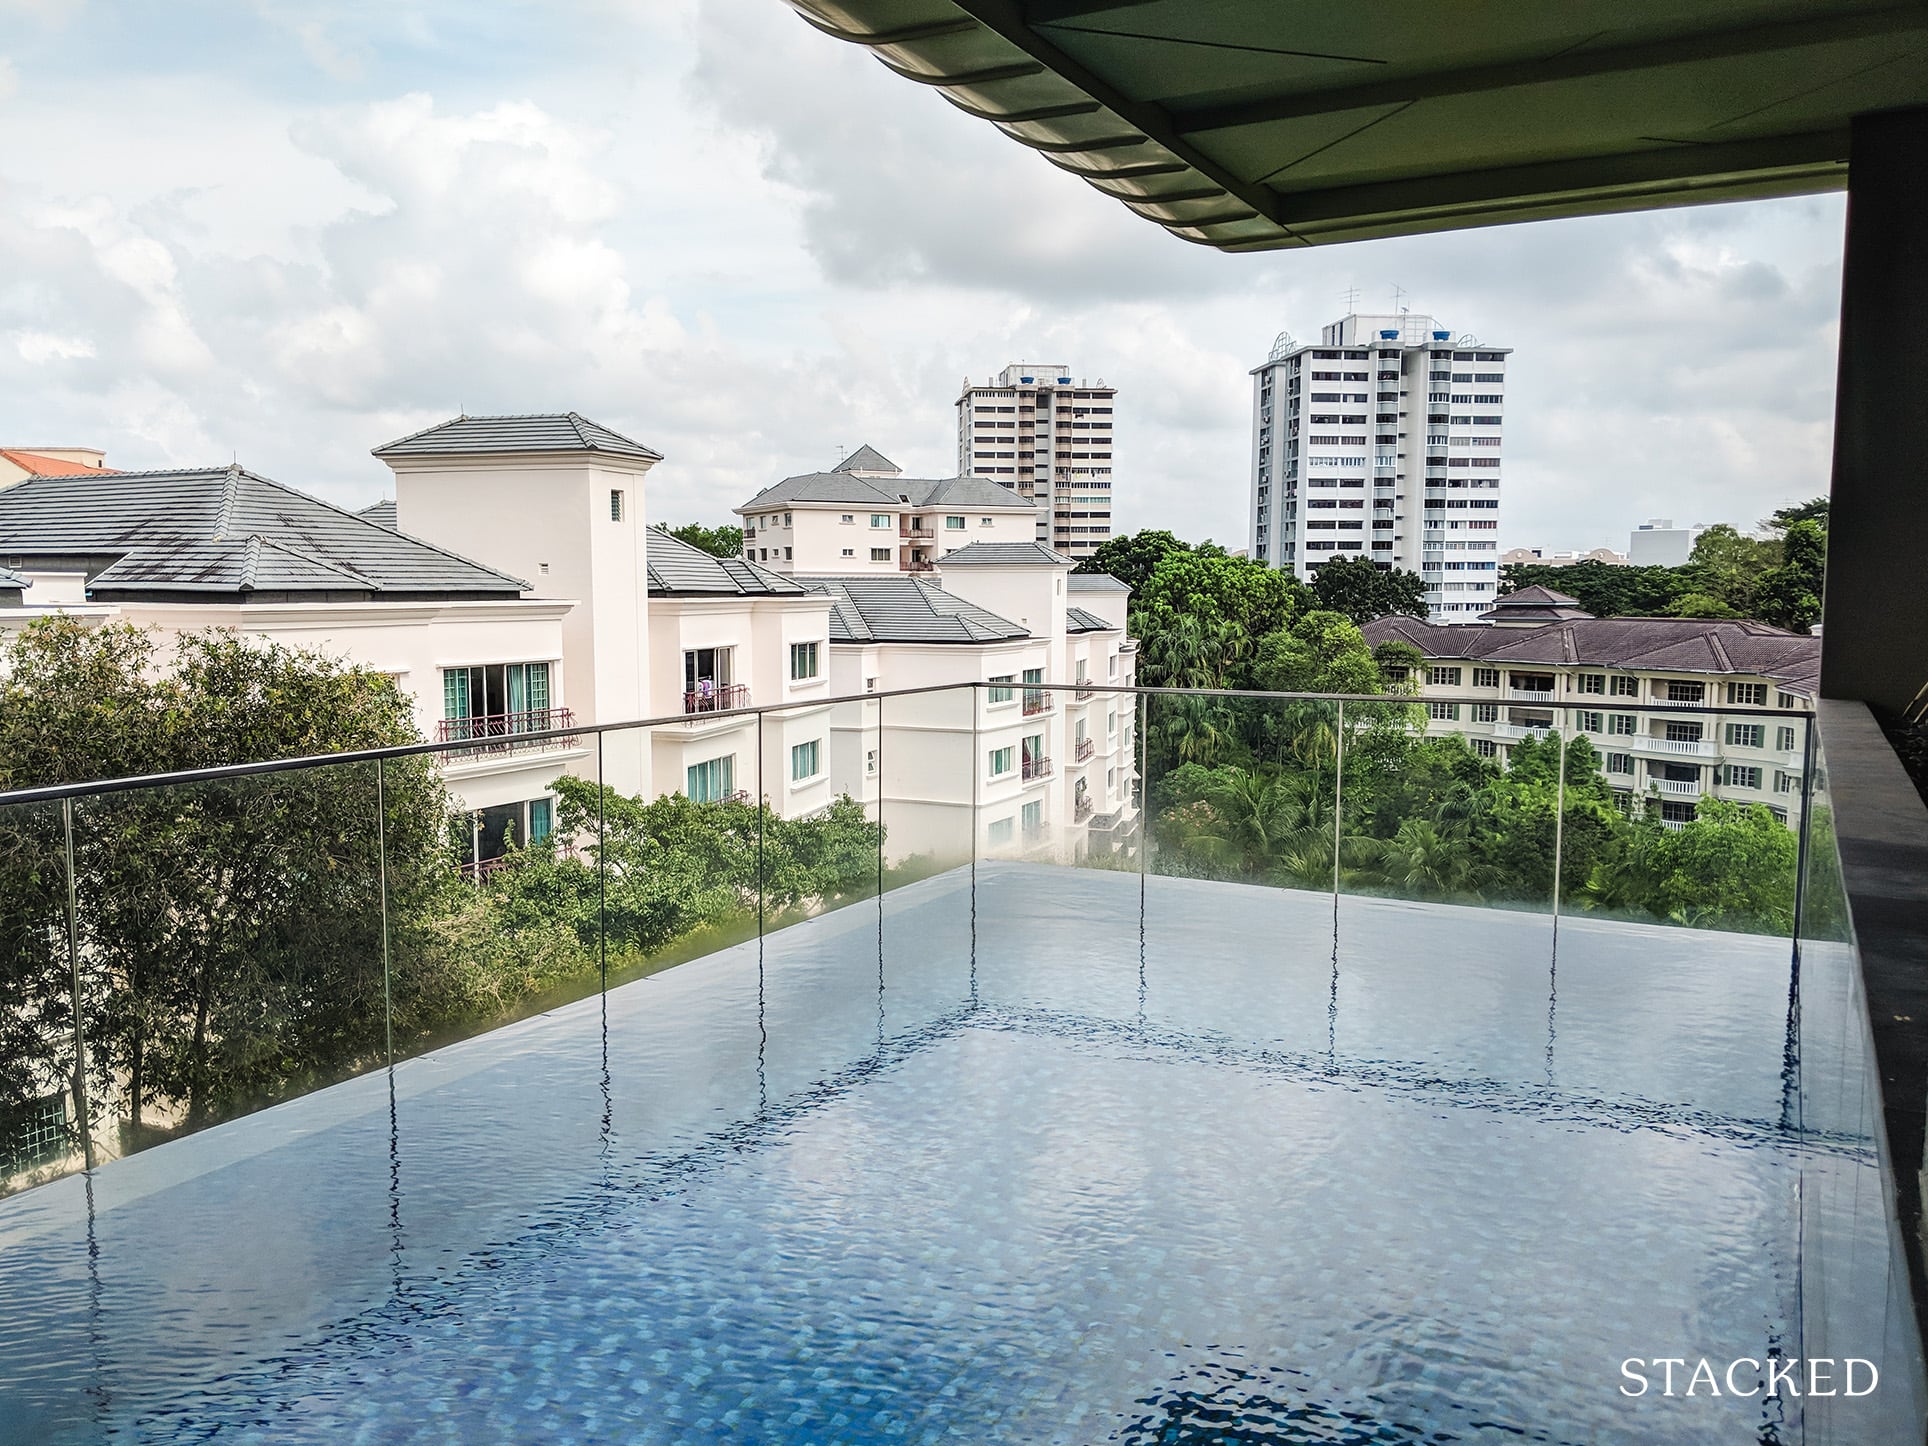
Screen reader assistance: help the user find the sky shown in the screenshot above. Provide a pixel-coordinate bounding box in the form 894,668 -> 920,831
0,0 -> 1850,553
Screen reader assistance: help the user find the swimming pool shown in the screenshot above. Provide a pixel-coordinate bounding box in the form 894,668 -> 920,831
0,864 -> 1918,1442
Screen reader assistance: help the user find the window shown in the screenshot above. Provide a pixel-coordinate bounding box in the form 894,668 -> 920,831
1472,667 -> 1500,689
1107,710 -> 1117,736
1775,770 -> 1797,795
988,674 -> 1015,704
870,513 -> 890,528
870,548 -> 890,562
1606,752 -> 1633,774
1609,676 -> 1639,697
1664,680 -> 1705,703
789,641 -> 820,681
609,489 -> 625,521
1428,701 -> 1460,721
1608,714 -> 1636,736
1777,726 -> 1798,752
1473,738 -> 1498,758
1664,720 -> 1704,742
1471,703 -> 1499,723
841,513 -> 855,524
841,548 -> 854,557
1777,691 -> 1800,709
946,515 -> 966,530
783,512 -> 792,526
790,740 -> 821,784
1576,673 -> 1605,695
866,748 -> 878,777
528,797 -> 553,845
1576,711 -> 1602,733
1725,723 -> 1764,748
1428,666 -> 1462,687
1728,682 -> 1768,706
442,661 -> 553,732
981,516 -> 994,526
988,817 -> 1014,845
1721,764 -> 1763,790
686,755 -> 735,804
783,547 -> 792,561
1021,800 -> 1043,835
989,745 -> 1015,777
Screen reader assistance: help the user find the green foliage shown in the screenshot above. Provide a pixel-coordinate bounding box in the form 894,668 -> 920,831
1752,518 -> 1826,634
1073,529 -> 1194,593
1249,611 -> 1382,695
1499,560 -> 1692,619
1665,591 -> 1744,619
1765,497 -> 1829,535
1134,548 -> 1308,648
1308,556 -> 1428,625
660,521 -> 746,558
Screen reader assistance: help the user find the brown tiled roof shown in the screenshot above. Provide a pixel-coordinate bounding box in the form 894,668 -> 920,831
1361,615 -> 1821,695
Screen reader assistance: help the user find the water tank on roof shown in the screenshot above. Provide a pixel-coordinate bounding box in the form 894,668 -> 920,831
1058,376 -> 1071,384
1019,376 -> 1034,384
1380,330 -> 1398,339
1432,330 -> 1450,340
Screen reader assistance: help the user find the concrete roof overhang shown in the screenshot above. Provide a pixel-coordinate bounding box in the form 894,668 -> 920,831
784,0 -> 1928,249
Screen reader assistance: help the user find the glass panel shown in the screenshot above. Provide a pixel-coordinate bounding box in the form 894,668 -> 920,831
878,686 -> 974,1030
0,799 -> 86,1197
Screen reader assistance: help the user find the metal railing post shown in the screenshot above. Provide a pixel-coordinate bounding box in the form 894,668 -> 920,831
61,798 -> 94,1171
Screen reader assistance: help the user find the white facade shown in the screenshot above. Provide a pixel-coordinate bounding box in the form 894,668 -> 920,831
1249,313 -> 1508,621
1628,519 -> 1703,567
739,495 -> 1035,576
956,365 -> 1115,559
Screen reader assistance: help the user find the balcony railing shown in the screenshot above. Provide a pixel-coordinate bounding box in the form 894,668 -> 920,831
1074,737 -> 1096,762
1656,777 -> 1704,796
1492,722 -> 1553,741
1021,691 -> 1051,716
684,684 -> 750,715
436,708 -> 578,756
1074,795 -> 1093,822
1507,687 -> 1555,702
1640,734 -> 1716,758
1021,754 -> 1053,782
1074,684 -> 1096,701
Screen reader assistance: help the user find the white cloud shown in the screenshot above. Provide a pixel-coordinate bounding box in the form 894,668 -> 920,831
13,329 -> 93,363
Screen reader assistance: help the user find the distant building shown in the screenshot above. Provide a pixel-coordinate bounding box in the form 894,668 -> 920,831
1363,586 -> 1818,829
0,447 -> 114,488
1501,546 -> 1628,568
1249,312 -> 1508,622
735,447 -> 1036,575
955,365 -> 1115,559
1628,518 -> 1703,567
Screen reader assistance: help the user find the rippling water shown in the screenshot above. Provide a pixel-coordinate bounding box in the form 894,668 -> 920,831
0,865 -> 1914,1443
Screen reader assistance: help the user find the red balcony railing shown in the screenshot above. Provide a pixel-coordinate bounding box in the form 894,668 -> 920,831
1074,737 -> 1095,762
684,683 -> 750,715
1022,754 -> 1053,782
436,708 -> 577,756
1022,690 -> 1051,716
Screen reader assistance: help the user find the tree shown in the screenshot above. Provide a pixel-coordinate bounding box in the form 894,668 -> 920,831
1752,518 -> 1827,634
1309,556 -> 1428,625
1664,591 -> 1743,620
1249,611 -> 1383,695
1073,529 -> 1194,592
1764,497 -> 1829,535
660,522 -> 746,559
1498,560 -> 1688,619
1133,550 -> 1308,649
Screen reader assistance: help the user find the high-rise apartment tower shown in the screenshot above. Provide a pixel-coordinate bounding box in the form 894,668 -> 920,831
1248,314 -> 1509,622
957,364 -> 1114,560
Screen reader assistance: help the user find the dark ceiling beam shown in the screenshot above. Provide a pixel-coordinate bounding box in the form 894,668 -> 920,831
1024,0 -> 1157,22
1172,6 -> 1928,133
945,0 -> 1299,238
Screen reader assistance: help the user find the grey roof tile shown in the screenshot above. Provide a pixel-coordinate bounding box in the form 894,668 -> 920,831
0,563 -> 25,590
358,499 -> 398,530
1068,572 -> 1130,594
800,576 -> 1029,644
1065,606 -> 1116,633
645,529 -> 807,596
832,444 -> 900,475
742,471 -> 1032,511
0,466 -> 527,600
372,412 -> 662,461
934,540 -> 1075,567
1361,615 -> 1820,694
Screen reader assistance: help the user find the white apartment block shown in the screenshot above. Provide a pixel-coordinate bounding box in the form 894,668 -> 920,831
1249,313 -> 1509,621
1363,588 -> 1819,829
955,365 -> 1115,560
736,446 -> 1037,575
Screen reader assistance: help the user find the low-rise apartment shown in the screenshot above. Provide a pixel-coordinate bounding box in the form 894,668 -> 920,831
1363,587 -> 1820,828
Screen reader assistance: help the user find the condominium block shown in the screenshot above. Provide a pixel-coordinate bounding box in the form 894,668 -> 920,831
956,365 -> 1115,560
1249,313 -> 1509,621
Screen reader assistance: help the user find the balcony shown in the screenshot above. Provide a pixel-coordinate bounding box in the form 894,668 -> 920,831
1021,753 -> 1053,782
1655,776 -> 1704,796
0,684 -> 1912,1445
436,707 -> 578,757
684,683 -> 750,715
1021,690 -> 1052,716
1074,683 -> 1096,701
1074,736 -> 1096,762
1507,687 -> 1555,702
1639,734 -> 1717,758
1492,722 -> 1553,741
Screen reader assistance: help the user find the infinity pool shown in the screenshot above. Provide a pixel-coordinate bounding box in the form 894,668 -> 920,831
0,864 -> 1917,1442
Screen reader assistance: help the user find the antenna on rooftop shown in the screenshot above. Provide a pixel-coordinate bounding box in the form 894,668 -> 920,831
1392,283 -> 1407,313
1340,284 -> 1360,310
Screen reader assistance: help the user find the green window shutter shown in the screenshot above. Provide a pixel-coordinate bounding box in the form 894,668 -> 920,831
443,668 -> 469,720
527,662 -> 549,715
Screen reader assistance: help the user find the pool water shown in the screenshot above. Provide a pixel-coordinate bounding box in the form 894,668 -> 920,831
0,864 -> 1915,1443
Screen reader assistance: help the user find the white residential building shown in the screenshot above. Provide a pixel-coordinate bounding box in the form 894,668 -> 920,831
955,365 -> 1115,560
1628,519 -> 1704,567
1249,313 -> 1509,622
1363,587 -> 1820,829
735,447 -> 1036,575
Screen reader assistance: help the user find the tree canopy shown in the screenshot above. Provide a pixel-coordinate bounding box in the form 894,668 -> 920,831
660,521 -> 746,559
1308,555 -> 1428,625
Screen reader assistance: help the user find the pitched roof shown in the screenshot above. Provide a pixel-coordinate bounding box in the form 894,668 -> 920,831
371,412 -> 662,462
1496,584 -> 1583,607
0,450 -> 114,478
1068,572 -> 1130,594
1065,606 -> 1116,633
1360,615 -> 1821,694
740,471 -> 1032,512
832,444 -> 900,475
645,529 -> 807,597
934,540 -> 1076,568
0,466 -> 528,600
801,576 -> 1029,644
1481,584 -> 1594,622
358,499 -> 398,530
0,563 -> 26,590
